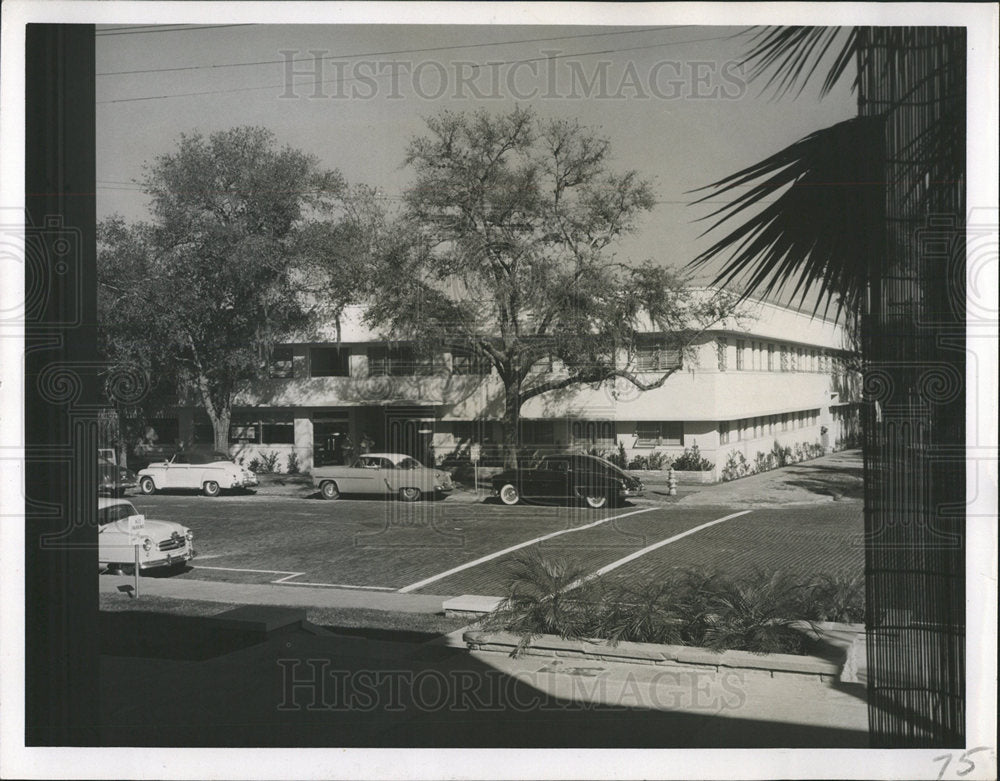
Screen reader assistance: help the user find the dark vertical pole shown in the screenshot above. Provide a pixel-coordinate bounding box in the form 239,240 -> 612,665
24,24 -> 99,745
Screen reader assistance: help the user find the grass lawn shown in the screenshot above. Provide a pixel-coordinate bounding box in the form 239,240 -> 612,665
99,593 -> 469,643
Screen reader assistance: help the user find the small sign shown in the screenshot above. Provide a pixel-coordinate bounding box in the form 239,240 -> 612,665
126,514 -> 146,546
469,444 -> 481,463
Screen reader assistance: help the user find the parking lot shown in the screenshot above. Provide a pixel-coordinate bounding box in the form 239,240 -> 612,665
125,489 -> 865,598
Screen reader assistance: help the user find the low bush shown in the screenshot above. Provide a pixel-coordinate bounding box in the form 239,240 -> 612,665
482,555 -> 862,657
670,443 -> 714,472
286,451 -> 301,474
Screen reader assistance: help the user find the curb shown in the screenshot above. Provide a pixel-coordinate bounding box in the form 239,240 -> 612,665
463,627 -> 861,683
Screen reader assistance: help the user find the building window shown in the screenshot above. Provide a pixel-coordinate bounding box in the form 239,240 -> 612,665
261,415 -> 295,444
229,417 -> 258,444
768,415 -> 777,435
736,340 -> 745,370
717,338 -> 728,371
268,347 -> 294,379
780,346 -> 790,372
310,347 -> 351,377
781,413 -> 788,431
635,342 -> 682,372
368,345 -> 437,377
767,343 -> 776,371
635,421 -> 683,447
719,421 -> 730,444
520,420 -> 555,445
451,348 -> 492,376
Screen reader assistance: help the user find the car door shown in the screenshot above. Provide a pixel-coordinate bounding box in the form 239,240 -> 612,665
337,456 -> 386,494
525,458 -> 571,501
160,454 -> 192,488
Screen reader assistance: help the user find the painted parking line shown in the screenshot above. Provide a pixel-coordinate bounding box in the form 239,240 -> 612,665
396,506 -> 660,594
563,509 -> 754,591
193,565 -> 394,591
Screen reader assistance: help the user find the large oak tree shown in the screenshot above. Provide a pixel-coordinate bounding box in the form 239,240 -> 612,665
367,106 -> 736,466
98,126 -> 358,452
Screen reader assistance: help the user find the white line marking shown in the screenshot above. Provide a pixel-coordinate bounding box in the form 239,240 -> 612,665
396,506 -> 659,593
563,509 -> 753,591
194,564 -> 392,591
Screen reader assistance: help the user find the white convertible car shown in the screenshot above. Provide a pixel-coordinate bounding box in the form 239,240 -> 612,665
137,450 -> 258,497
98,496 -> 194,573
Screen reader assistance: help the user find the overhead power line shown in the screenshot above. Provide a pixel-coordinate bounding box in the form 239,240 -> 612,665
96,26 -> 686,76
95,24 -> 254,37
96,31 -> 739,105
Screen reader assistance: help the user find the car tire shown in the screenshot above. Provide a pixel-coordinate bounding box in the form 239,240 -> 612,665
320,481 -> 340,500
202,480 -> 221,497
139,476 -> 156,495
498,483 -> 520,506
399,487 -> 422,502
583,492 -> 608,509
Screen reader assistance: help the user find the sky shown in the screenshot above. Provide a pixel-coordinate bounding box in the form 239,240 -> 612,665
95,22 -> 859,287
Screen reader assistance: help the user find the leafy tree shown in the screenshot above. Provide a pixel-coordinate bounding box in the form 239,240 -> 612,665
98,126 -> 355,452
368,106 -> 736,466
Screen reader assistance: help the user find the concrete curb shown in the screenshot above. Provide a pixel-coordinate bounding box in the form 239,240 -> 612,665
463,626 -> 861,683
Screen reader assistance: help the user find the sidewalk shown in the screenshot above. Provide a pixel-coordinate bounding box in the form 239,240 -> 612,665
677,449 -> 863,507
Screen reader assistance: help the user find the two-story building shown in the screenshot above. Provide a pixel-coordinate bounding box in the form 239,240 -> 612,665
160,293 -> 860,480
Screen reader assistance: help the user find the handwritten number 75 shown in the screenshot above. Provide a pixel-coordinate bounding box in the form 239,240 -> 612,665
934,747 -> 991,780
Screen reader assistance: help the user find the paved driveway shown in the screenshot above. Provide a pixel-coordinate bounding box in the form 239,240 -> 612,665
127,492 -> 863,597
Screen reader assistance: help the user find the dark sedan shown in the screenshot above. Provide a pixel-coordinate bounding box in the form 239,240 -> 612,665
98,453 -> 138,496
491,453 -> 644,509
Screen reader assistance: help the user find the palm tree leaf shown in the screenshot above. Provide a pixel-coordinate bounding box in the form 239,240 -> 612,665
688,117 -> 884,317
742,26 -> 858,99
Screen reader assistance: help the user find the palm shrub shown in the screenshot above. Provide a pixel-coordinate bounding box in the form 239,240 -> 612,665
588,579 -> 687,646
286,451 -> 301,474
701,570 -> 812,654
671,443 -> 714,471
647,451 -> 670,470
802,573 -> 865,623
480,551 -> 599,657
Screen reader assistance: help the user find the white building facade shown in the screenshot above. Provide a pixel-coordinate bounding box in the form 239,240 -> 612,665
169,296 -> 861,481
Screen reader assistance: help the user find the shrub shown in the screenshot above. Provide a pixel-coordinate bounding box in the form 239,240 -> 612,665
479,551 -> 600,656
771,441 -> 793,467
671,443 -> 714,471
247,456 -> 263,473
627,454 -> 649,470
286,451 -> 300,474
258,450 -> 281,473
647,450 -> 670,470
802,573 -> 865,623
701,570 -> 812,655
721,451 -> 752,482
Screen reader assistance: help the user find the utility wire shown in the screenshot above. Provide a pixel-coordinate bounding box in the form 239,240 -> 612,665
95,24 -> 254,36
97,31 -> 739,105
96,26 -> 687,76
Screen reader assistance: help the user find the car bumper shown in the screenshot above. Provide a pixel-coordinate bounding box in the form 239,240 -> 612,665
232,476 -> 258,488
140,549 -> 195,570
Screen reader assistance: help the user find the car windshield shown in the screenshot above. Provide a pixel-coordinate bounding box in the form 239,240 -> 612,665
98,503 -> 138,526
397,457 -> 423,470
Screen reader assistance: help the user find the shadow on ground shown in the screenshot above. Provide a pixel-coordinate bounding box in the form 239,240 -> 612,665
99,610 -> 868,748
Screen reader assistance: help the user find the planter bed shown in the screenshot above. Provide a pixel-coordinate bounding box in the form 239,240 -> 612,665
463,621 -> 864,683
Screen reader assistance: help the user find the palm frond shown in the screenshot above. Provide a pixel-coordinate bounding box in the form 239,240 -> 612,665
688,117 -> 883,317
741,26 -> 858,99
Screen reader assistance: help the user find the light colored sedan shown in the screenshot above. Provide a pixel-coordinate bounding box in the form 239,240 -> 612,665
98,497 -> 194,573
312,452 -> 453,502
137,450 -> 258,497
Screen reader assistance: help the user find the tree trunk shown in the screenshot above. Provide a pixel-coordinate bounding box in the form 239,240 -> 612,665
501,381 -> 521,470
212,406 -> 231,454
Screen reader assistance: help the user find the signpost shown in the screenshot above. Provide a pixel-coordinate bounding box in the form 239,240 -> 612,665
126,513 -> 145,598
469,444 -> 481,496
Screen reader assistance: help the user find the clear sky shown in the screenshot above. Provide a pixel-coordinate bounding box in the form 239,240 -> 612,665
96,23 -> 859,285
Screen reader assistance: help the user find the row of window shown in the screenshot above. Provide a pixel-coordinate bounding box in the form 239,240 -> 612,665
718,338 -> 844,374
718,409 -> 821,444
270,346 -> 495,379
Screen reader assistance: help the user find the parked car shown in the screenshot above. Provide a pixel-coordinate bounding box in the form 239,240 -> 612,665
98,452 -> 138,496
137,450 -> 258,497
491,453 -> 645,509
312,452 -> 453,502
98,496 -> 194,573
